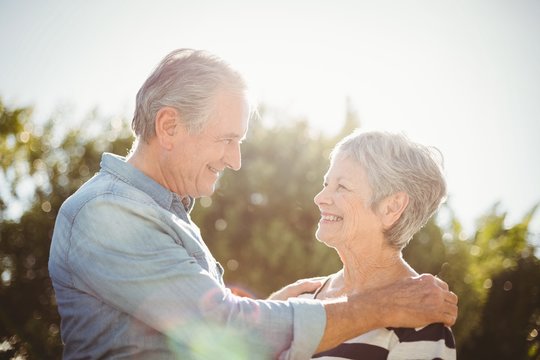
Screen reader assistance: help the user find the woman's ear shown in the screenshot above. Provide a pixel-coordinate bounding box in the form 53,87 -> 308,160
154,107 -> 182,150
379,192 -> 409,228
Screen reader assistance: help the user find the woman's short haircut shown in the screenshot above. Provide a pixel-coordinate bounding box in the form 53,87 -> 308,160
132,48 -> 248,142
331,130 -> 447,249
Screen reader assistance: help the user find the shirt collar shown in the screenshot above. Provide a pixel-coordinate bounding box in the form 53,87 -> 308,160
100,152 -> 194,212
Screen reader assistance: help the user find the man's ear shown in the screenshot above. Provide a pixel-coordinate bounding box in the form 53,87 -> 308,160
154,107 -> 182,150
379,191 -> 409,229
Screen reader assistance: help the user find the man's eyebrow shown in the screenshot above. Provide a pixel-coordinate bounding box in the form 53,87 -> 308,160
219,133 -> 246,141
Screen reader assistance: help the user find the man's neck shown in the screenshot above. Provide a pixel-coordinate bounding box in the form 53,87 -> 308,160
127,141 -> 175,194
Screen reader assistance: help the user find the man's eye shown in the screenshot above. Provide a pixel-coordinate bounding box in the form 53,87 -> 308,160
337,184 -> 347,191
222,139 -> 232,144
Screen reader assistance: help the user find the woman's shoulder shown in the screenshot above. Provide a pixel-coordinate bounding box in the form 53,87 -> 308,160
383,324 -> 456,359
298,275 -> 334,299
388,323 -> 455,348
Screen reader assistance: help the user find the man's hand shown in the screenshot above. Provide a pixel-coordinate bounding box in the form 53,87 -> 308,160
267,277 -> 326,301
374,273 -> 458,327
316,273 -> 457,352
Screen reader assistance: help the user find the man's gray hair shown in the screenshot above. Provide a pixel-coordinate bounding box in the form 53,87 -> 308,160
132,48 -> 247,141
331,130 -> 447,249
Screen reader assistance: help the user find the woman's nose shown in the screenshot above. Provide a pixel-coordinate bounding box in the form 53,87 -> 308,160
314,187 -> 329,206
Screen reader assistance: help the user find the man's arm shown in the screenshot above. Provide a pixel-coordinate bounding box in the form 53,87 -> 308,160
64,196 -> 326,358
316,274 -> 458,352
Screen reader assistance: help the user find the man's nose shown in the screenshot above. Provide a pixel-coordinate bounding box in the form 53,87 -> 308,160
225,142 -> 241,171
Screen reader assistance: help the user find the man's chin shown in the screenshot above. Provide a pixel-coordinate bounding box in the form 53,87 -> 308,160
197,184 -> 217,198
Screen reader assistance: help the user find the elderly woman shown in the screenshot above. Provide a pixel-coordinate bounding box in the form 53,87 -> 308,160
306,130 -> 456,359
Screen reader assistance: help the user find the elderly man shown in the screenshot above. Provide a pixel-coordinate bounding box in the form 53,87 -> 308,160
49,49 -> 457,359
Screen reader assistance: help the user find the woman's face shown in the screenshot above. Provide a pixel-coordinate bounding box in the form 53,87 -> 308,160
313,154 -> 383,248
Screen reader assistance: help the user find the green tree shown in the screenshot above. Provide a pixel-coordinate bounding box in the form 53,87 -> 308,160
1,98 -> 539,359
453,206 -> 540,359
403,202 -> 540,358
0,99 -> 133,358
461,255 -> 540,359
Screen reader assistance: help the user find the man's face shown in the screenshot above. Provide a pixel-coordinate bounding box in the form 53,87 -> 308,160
162,90 -> 249,198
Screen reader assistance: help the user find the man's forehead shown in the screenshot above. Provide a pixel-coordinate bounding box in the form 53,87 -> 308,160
204,116 -> 248,139
202,91 -> 249,135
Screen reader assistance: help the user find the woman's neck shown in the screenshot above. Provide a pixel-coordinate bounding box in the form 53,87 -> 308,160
317,240 -> 417,299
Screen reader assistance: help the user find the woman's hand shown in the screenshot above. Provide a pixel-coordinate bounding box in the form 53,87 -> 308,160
267,277 -> 326,301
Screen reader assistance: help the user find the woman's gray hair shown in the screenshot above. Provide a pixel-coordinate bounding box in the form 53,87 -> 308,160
331,130 -> 447,249
132,48 -> 247,141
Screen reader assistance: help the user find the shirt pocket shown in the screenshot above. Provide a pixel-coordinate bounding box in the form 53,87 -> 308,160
189,250 -> 224,284
190,250 -> 211,272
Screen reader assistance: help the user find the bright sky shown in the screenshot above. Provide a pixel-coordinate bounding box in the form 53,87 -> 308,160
1,0 -> 539,236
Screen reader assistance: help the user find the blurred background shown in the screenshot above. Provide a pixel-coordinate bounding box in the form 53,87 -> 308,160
1,0 -> 539,359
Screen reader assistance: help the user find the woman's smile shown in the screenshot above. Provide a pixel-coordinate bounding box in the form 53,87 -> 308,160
319,212 -> 344,223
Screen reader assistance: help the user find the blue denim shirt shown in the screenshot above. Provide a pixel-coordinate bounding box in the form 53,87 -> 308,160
49,153 -> 326,359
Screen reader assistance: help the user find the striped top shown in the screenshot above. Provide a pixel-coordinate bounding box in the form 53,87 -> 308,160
312,324 -> 456,360
300,278 -> 456,360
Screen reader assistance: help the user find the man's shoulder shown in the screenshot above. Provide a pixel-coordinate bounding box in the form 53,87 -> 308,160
59,171 -> 156,221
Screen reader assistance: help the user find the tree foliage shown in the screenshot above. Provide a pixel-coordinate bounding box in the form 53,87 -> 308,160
0,99 -> 133,359
0,99 -> 538,359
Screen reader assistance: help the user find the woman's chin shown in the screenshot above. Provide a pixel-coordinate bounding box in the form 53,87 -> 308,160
316,233 -> 339,248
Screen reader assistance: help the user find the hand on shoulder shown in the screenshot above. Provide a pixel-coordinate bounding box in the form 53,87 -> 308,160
267,277 -> 327,301
373,274 -> 458,328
